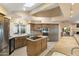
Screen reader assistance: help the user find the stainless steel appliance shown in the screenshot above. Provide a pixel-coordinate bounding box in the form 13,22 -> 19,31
0,18 -> 9,56
49,24 -> 59,42
42,27 -> 48,36
9,38 -> 15,55
0,23 -> 4,51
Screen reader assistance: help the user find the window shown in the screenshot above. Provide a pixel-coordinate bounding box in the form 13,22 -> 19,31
14,23 -> 26,34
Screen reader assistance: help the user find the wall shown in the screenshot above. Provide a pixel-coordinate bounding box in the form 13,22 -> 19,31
9,12 -> 33,36
72,3 -> 79,16
59,3 -> 71,17
10,18 -> 28,36
59,21 -> 77,36
26,24 -> 31,34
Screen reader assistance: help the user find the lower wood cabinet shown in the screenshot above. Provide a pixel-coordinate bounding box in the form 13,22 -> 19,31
27,39 -> 42,56
27,37 -> 47,56
15,36 -> 26,49
41,38 -> 47,52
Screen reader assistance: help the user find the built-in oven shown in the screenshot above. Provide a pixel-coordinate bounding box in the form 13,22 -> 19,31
42,27 -> 48,36
9,38 -> 15,55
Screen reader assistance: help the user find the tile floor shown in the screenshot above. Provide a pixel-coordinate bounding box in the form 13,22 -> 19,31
10,36 -> 79,56
46,36 -> 79,56
40,42 -> 56,56
10,42 -> 56,56
10,47 -> 27,56
51,52 -> 66,56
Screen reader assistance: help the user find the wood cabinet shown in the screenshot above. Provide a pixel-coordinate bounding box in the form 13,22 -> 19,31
27,37 -> 47,56
31,24 -> 42,31
41,38 -> 47,52
15,36 -> 26,49
31,24 -> 42,36
30,23 -> 59,42
27,39 -> 42,56
0,14 -> 10,55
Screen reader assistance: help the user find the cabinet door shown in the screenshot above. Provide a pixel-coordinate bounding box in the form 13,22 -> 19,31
15,38 -> 19,49
15,37 -> 22,49
27,39 -> 42,56
15,36 -> 26,49
41,38 -> 47,52
32,24 -> 42,31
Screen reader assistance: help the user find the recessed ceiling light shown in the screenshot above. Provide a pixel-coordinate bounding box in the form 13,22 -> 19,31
24,3 -> 35,7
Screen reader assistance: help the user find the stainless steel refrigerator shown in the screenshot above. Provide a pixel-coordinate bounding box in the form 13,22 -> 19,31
48,24 -> 59,42
0,19 -> 9,56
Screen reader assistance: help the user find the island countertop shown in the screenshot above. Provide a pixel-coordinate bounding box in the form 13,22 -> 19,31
27,35 -> 48,56
9,34 -> 27,39
26,36 -> 48,41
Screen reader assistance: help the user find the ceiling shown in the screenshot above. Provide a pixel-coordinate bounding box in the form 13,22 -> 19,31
1,3 -> 79,23
29,3 -> 59,14
0,3 -> 42,19
0,3 -> 41,12
0,3 -> 59,14
0,3 -> 24,12
32,6 -> 63,17
0,3 -> 61,19
59,3 -> 72,17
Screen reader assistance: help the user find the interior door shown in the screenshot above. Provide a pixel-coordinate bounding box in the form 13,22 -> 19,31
49,24 -> 59,42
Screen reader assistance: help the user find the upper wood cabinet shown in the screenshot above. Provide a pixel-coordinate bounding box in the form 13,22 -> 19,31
30,23 -> 59,42
31,24 -> 42,31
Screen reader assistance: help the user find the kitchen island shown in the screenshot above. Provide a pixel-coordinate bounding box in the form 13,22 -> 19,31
27,36 -> 48,56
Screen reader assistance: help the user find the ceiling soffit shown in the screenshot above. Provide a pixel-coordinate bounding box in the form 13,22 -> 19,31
31,6 -> 63,17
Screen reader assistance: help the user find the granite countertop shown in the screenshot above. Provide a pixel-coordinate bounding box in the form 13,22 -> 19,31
9,34 -> 48,41
27,36 -> 48,41
9,34 -> 27,39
